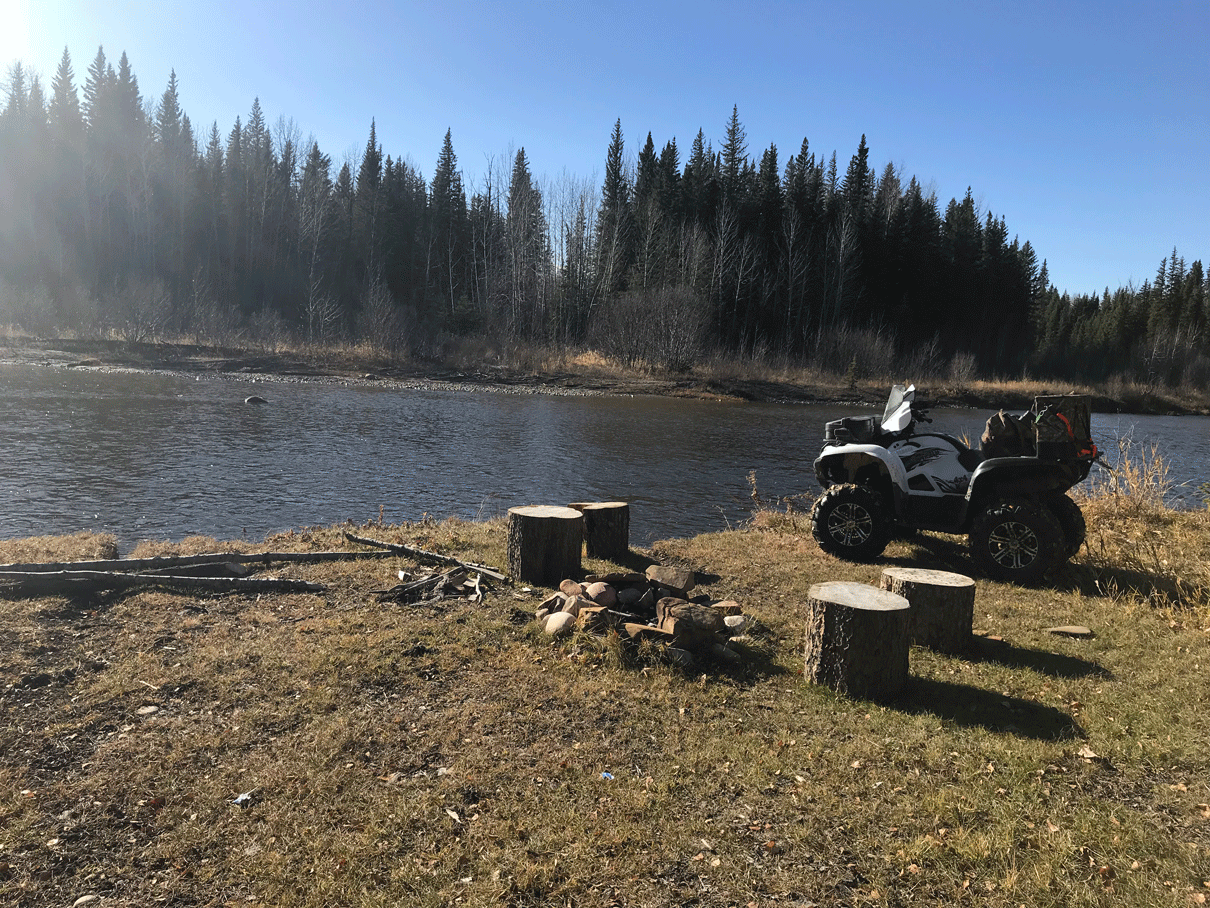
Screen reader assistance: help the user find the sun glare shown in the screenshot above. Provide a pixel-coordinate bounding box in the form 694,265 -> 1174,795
0,0 -> 33,71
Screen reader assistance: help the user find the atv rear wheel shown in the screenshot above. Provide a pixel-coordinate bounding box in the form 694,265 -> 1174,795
811,484 -> 891,562
1046,492 -> 1086,559
969,500 -> 1065,584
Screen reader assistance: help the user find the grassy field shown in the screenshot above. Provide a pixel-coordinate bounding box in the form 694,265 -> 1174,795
2,463 -> 1209,906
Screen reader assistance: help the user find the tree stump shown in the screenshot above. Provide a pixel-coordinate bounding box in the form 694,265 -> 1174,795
506,506 -> 583,585
879,567 -> 975,654
568,501 -> 630,559
803,581 -> 910,700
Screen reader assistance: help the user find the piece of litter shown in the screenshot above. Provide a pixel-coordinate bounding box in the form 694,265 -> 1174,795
601,771 -> 614,780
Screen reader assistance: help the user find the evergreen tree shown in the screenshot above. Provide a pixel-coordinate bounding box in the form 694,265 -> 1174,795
429,129 -> 468,317
595,119 -> 633,295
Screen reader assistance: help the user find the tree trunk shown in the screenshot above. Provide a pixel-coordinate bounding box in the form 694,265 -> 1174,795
878,567 -> 975,655
567,501 -> 630,559
506,506 -> 583,585
803,581 -> 909,700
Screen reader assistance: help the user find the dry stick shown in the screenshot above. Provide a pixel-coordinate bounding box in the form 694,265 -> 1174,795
0,570 -> 325,596
0,550 -> 395,574
374,568 -> 465,603
342,531 -> 507,581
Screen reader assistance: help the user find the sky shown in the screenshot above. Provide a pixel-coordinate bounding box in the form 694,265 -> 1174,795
1,0 -> 1207,298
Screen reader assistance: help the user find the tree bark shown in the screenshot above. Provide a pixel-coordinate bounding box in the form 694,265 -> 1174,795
879,567 -> 975,654
803,581 -> 909,700
567,501 -> 630,559
506,506 -> 583,585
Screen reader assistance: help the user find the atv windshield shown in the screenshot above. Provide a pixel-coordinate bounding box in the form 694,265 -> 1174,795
881,384 -> 916,434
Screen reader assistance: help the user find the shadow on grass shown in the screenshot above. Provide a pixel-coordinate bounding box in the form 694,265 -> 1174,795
891,532 -> 1194,605
966,634 -> 1112,679
1053,561 -> 1195,608
890,676 -> 1084,741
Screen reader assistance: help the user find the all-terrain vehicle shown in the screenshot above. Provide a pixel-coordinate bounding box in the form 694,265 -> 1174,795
811,385 -> 1099,583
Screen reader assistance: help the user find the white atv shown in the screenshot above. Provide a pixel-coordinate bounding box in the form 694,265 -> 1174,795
811,385 -> 1098,584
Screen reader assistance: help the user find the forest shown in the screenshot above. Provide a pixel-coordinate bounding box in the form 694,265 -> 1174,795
1,47 -> 1207,388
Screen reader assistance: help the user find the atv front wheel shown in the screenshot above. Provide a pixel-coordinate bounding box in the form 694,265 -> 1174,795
1046,492 -> 1086,559
811,484 -> 891,562
969,500 -> 1065,584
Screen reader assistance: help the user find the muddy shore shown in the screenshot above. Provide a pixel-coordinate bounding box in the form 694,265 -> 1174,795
2,336 -> 1205,414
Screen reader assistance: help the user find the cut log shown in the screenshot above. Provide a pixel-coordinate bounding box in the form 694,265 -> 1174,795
878,567 -> 975,655
567,501 -> 630,559
803,581 -> 910,700
506,506 -> 583,585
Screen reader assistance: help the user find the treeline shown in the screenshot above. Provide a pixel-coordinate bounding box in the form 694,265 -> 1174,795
1,48 -> 1206,387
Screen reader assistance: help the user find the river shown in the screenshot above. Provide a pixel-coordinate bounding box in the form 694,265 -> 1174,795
1,363 -> 1207,549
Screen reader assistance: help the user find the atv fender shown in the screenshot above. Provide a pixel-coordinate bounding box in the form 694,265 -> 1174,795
966,457 -> 1081,517
813,444 -> 909,517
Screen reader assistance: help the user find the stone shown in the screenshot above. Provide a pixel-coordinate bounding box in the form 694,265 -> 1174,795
560,579 -> 585,597
635,588 -> 657,613
623,623 -> 676,643
663,647 -> 696,669
1047,625 -> 1094,638
710,642 -> 742,664
646,564 -> 696,596
584,582 -> 617,607
616,587 -> 644,607
577,606 -> 606,631
543,611 -> 576,637
656,598 -> 726,635
562,596 -> 592,617
712,600 -> 743,616
535,607 -> 551,622
584,571 -> 646,584
724,614 -> 751,634
539,591 -> 567,611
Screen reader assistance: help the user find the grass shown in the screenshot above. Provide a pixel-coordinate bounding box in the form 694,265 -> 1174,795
2,477 -> 1210,905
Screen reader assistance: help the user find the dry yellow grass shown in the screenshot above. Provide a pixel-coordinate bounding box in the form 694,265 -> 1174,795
1,487 -> 1208,906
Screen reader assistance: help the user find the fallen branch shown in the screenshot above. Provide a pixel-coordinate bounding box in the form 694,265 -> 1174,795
0,550 -> 394,575
375,568 -> 468,604
0,570 -> 325,598
343,532 -> 507,581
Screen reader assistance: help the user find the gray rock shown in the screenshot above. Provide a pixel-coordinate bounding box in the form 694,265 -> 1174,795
646,564 -> 696,596
723,614 -> 752,634
663,647 -> 696,669
1047,625 -> 1094,638
616,587 -> 643,606
584,582 -> 617,607
544,612 -> 576,637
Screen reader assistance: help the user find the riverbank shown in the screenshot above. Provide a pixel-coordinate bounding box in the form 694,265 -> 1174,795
3,335 -> 1207,414
1,477 -> 1208,906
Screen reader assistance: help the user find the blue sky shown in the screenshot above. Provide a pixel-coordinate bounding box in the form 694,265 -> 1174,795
3,0 -> 1207,298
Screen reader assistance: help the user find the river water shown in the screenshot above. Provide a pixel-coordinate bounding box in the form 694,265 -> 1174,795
1,363 -> 1207,549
